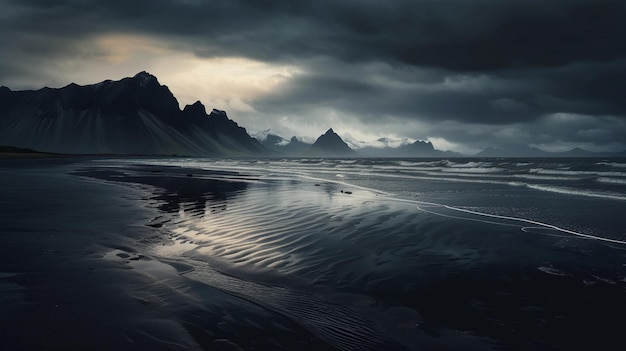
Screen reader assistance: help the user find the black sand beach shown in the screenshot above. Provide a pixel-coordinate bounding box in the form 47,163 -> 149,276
0,159 -> 339,350
2,157 -> 626,350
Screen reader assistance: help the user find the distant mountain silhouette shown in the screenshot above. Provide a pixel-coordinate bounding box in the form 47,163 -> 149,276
252,130 -> 290,151
0,72 -> 268,156
253,129 -> 464,157
476,146 -> 548,158
308,128 -> 355,156
252,130 -> 315,155
357,140 -> 460,157
9,72 -> 620,159
475,145 -> 626,158
284,136 -> 314,154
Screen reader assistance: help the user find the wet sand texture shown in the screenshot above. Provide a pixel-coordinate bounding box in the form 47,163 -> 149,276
3,158 -> 626,350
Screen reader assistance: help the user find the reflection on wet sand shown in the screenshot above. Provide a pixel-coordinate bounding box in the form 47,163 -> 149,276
72,159 -> 626,351
76,162 -> 412,350
72,164 -> 251,217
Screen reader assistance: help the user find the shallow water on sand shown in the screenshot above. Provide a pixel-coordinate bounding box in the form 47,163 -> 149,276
70,157 -> 626,350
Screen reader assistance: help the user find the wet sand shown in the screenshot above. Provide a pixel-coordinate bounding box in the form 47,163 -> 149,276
3,158 -> 626,350
0,159 -> 337,350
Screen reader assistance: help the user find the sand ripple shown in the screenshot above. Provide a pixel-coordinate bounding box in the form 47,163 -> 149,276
75,160 -> 626,350
163,182 -> 413,349
168,182 -> 426,290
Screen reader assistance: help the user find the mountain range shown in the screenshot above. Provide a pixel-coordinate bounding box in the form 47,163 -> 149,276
253,129 -> 459,157
0,71 -> 448,157
476,146 -> 626,158
0,72 -> 266,156
2,72 -> 624,158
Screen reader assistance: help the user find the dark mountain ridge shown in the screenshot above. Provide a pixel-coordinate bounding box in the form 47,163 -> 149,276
252,130 -> 312,155
254,129 -> 461,157
6,72 -> 620,158
308,128 -> 355,156
0,72 -> 267,156
356,140 -> 460,157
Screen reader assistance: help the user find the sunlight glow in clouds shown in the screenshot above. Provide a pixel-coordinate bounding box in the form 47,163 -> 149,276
2,0 -> 626,153
43,34 -> 301,114
101,35 -> 301,113
159,56 -> 300,112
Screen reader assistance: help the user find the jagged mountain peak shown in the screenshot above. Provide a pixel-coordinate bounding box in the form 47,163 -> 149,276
0,72 -> 269,156
251,129 -> 283,142
208,109 -> 230,123
310,128 -> 354,155
411,140 -> 434,148
291,135 -> 316,144
132,71 -> 159,87
183,101 -> 207,115
317,128 -> 344,142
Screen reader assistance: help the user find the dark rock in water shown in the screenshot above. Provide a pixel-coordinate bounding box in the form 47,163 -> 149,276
0,72 -> 269,156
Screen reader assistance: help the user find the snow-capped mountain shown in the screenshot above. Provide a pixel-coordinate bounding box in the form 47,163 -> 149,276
341,134 -> 414,150
250,128 -> 453,157
251,130 -> 315,154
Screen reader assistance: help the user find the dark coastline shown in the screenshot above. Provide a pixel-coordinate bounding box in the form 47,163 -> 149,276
0,158 -> 338,350
3,157 -> 626,350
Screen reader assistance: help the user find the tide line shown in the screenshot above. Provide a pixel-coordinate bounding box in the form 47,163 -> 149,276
413,200 -> 626,245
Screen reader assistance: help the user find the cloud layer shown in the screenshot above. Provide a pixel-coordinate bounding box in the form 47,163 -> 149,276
2,0 -> 626,152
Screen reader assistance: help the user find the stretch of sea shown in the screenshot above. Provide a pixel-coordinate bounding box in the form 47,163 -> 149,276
89,156 -> 626,350
138,156 -> 626,243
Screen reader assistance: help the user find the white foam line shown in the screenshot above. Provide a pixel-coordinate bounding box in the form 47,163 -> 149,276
115,158 -> 626,245
525,184 -> 626,201
416,205 -> 521,228
376,195 -> 626,244
417,202 -> 626,245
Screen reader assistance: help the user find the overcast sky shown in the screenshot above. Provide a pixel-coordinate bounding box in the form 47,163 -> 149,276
2,0 -> 625,153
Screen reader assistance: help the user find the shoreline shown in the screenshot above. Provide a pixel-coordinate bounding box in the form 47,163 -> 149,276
3,157 -> 626,350
0,158 -> 341,350
0,158 -> 182,349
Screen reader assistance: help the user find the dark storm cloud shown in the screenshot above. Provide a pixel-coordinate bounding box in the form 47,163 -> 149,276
2,0 -> 626,151
4,0 -> 626,69
251,58 -> 626,125
193,0 -> 626,71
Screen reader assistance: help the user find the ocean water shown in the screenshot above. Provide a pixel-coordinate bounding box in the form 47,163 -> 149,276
188,157 -> 626,239
75,157 -> 626,350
